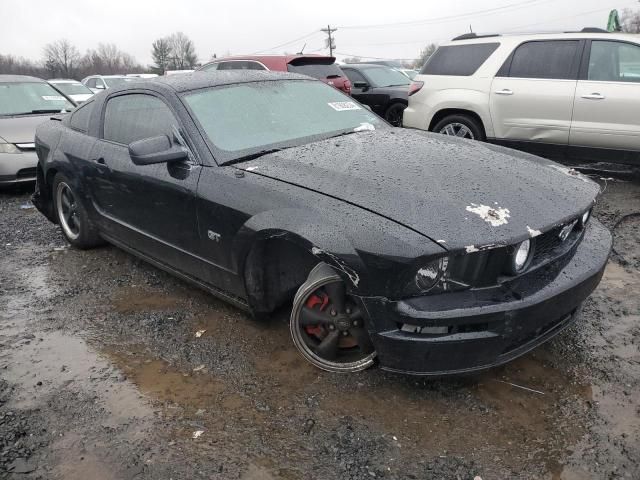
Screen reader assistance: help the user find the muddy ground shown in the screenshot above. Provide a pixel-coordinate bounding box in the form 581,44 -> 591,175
0,175 -> 638,480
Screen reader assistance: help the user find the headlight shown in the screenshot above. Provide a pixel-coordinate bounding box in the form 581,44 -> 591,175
506,239 -> 533,275
0,142 -> 21,154
414,257 -> 448,292
580,209 -> 591,227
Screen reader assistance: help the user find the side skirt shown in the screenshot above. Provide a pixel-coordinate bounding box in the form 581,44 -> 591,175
101,232 -> 251,312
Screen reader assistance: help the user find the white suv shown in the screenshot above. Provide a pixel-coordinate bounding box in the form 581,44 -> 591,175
403,29 -> 640,165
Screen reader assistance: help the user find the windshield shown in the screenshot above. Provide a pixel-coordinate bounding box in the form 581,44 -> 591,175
361,67 -> 411,87
104,77 -> 135,87
403,70 -> 418,80
0,82 -> 74,115
183,79 -> 386,163
287,62 -> 344,79
52,82 -> 93,96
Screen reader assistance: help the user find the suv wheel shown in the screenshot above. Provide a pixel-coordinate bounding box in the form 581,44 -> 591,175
432,114 -> 485,141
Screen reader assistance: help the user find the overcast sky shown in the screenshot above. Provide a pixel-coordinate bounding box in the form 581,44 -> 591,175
2,0 -> 638,65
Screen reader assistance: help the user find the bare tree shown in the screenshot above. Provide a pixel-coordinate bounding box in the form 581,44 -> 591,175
43,39 -> 80,78
0,53 -> 47,77
167,32 -> 198,69
621,8 -> 640,33
414,43 -> 438,70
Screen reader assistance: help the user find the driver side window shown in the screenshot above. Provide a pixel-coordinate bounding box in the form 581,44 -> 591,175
103,94 -> 178,145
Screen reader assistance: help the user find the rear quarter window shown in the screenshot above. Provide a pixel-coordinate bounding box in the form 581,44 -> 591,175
420,43 -> 500,76
68,101 -> 94,133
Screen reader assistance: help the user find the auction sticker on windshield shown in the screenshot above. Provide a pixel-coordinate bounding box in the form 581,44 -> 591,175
328,101 -> 361,111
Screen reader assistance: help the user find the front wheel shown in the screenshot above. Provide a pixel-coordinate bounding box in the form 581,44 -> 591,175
290,263 -> 376,373
432,114 -> 485,141
53,173 -> 102,249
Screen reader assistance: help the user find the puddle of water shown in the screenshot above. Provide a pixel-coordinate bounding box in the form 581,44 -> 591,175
111,286 -> 185,313
1,330 -> 151,422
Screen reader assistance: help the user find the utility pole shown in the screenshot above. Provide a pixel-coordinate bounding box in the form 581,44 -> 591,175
321,25 -> 337,56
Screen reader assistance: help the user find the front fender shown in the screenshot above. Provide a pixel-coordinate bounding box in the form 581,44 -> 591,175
233,206 -> 446,296
233,208 -> 365,291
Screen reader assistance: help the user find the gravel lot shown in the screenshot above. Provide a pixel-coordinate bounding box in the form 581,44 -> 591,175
0,174 -> 638,480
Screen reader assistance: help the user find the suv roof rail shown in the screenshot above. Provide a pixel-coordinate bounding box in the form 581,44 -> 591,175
451,33 -> 501,41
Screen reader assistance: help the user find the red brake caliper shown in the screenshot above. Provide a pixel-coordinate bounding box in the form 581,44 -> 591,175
304,291 -> 329,337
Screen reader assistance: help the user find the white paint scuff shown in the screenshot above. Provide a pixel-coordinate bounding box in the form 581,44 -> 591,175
311,247 -> 361,287
527,226 -> 542,237
465,203 -> 511,227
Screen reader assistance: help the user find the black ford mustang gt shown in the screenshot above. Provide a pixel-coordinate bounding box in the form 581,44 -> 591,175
33,71 -> 611,375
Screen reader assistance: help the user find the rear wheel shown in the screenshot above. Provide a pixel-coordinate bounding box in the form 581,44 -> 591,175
384,102 -> 406,127
432,114 -> 485,141
53,173 -> 102,249
290,263 -> 376,373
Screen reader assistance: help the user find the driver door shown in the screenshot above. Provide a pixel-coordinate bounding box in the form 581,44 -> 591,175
88,92 -> 204,277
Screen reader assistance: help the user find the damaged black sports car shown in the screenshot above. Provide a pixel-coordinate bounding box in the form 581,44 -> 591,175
33,71 -> 612,375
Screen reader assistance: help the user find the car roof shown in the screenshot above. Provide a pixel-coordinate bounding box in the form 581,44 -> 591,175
0,75 -> 46,83
49,79 -> 82,83
444,31 -> 640,47
107,70 -> 314,94
341,64 -> 388,69
210,54 -> 334,63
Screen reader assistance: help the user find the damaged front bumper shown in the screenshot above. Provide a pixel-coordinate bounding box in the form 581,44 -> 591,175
360,219 -> 612,375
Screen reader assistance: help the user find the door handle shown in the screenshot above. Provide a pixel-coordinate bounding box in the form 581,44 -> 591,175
494,89 -> 513,95
581,93 -> 605,100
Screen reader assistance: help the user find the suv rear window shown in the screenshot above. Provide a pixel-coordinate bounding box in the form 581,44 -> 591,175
286,59 -> 343,80
421,43 -> 499,76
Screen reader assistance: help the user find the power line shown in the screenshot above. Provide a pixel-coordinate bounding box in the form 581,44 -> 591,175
338,0 -> 552,30
503,1 -> 638,32
252,30 -> 321,54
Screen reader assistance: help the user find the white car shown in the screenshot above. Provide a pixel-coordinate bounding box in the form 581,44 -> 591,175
48,79 -> 94,104
81,75 -> 136,93
403,29 -> 640,165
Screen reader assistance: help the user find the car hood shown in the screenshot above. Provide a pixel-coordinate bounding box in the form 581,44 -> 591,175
237,130 -> 600,251
0,115 -> 51,144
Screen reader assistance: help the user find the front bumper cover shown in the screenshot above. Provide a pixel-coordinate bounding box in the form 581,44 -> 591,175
0,151 -> 37,184
360,219 -> 612,375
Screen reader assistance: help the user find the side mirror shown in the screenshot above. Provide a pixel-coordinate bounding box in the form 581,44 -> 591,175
353,81 -> 369,90
94,84 -> 105,90
128,135 -> 188,165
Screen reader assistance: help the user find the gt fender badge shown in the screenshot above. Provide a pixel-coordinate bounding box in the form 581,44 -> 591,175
207,230 -> 221,242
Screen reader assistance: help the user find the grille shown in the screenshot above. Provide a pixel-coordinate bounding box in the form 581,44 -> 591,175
532,220 -> 581,264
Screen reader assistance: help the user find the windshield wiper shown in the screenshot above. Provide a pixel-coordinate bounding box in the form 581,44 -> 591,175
222,148 -> 283,166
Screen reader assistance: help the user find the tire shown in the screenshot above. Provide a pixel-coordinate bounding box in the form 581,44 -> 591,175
384,102 -> 407,127
432,114 -> 485,141
52,173 -> 102,249
290,263 -> 376,373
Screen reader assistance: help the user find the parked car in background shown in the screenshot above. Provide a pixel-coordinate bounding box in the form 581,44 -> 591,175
358,60 -> 418,79
0,75 -> 74,185
404,29 -> 640,166
32,71 -> 610,375
340,64 -> 410,126
127,73 -> 159,79
49,79 -> 94,104
81,75 -> 135,93
198,55 -> 352,95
